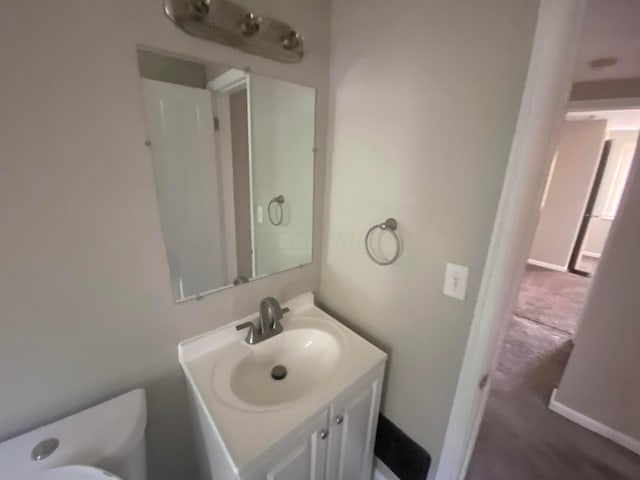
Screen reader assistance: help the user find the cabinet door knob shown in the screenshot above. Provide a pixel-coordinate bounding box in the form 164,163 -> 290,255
336,415 -> 344,425
320,428 -> 329,440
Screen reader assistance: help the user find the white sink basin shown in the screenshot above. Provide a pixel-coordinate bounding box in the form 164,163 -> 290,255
178,293 -> 387,471
213,326 -> 343,411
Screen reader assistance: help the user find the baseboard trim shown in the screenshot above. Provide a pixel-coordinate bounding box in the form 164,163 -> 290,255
374,458 -> 401,480
582,251 -> 601,259
527,259 -> 567,272
549,389 -> 640,455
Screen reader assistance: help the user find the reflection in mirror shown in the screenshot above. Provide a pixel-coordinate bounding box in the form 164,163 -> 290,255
137,49 -> 315,302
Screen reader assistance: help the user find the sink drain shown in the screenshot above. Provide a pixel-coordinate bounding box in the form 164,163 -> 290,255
271,365 -> 287,380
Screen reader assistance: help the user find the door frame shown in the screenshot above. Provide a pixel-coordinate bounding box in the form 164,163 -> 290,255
434,1 -> 587,479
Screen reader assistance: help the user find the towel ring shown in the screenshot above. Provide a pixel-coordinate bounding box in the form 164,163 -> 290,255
365,218 -> 401,266
268,195 -> 285,226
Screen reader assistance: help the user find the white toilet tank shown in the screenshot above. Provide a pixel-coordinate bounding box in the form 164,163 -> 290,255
0,389 -> 147,480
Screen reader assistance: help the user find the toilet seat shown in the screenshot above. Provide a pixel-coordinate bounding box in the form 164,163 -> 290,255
35,465 -> 122,480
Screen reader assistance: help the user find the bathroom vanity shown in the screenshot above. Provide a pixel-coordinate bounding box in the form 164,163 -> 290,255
179,293 -> 386,480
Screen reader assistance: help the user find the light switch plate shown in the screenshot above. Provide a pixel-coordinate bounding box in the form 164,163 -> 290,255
443,263 -> 469,301
256,205 -> 263,224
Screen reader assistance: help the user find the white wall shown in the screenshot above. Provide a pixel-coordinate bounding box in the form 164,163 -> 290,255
595,130 -> 639,217
320,0 -> 539,476
529,119 -> 607,268
555,138 -> 640,445
0,1 -> 329,479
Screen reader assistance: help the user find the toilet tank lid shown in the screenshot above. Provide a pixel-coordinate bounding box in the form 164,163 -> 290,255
35,465 -> 123,480
0,389 -> 146,478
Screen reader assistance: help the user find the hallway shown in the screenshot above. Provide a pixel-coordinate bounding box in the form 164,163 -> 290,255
466,264 -> 640,480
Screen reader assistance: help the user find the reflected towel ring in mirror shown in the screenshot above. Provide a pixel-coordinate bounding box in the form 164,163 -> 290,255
268,195 -> 285,226
365,218 -> 401,266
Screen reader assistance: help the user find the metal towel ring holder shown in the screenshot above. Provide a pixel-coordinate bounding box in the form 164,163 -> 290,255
268,195 -> 285,226
365,218 -> 401,266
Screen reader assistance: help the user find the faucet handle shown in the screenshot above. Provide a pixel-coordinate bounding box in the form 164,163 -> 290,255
236,321 -> 258,344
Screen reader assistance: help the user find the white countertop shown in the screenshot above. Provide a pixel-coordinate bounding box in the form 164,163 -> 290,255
178,292 -> 387,473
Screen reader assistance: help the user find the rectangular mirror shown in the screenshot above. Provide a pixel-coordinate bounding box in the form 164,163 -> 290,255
137,49 -> 315,302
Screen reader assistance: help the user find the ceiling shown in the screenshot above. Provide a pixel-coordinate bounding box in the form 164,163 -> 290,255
573,0 -> 640,82
566,109 -> 640,130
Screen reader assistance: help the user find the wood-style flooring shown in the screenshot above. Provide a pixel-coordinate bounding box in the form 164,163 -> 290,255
466,263 -> 640,480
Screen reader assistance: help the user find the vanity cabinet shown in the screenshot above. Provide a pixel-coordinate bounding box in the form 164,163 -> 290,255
240,369 -> 383,480
244,410 -> 329,480
180,293 -> 388,480
326,376 -> 381,480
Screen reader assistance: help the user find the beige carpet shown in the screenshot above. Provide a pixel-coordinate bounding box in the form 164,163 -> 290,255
466,264 -> 640,480
513,264 -> 591,334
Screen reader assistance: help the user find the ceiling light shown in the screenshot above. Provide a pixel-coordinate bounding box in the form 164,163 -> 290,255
589,57 -> 619,70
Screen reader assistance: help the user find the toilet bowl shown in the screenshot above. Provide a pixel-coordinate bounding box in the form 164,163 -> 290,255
0,389 -> 147,480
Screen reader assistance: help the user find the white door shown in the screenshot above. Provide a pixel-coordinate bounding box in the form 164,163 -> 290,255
244,410 -> 329,480
326,379 -> 380,480
141,79 -> 228,299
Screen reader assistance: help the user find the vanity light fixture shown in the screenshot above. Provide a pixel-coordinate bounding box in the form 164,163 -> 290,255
188,0 -> 211,19
164,0 -> 304,63
282,31 -> 303,51
239,13 -> 261,37
589,57 -> 619,71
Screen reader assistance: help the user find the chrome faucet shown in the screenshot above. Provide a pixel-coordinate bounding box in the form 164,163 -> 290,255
236,297 -> 290,345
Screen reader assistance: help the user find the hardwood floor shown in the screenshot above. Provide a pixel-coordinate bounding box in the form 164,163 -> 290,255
466,264 -> 640,480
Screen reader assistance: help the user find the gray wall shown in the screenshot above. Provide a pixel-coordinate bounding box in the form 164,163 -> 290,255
555,139 -> 640,443
529,120 -> 607,268
319,0 -> 539,476
570,78 -> 640,102
138,50 -> 207,88
582,218 -> 612,256
0,1 -> 329,479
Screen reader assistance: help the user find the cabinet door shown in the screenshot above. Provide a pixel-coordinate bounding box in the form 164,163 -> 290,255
327,377 -> 382,480
243,410 -> 329,480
